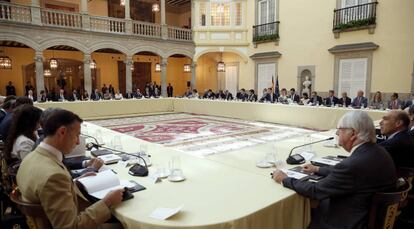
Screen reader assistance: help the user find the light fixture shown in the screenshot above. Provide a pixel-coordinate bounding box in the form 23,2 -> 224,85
152,2 -> 160,12
0,55 -> 12,69
44,69 -> 51,77
130,62 -> 134,71
66,67 -> 72,73
183,64 -> 191,73
50,58 -> 58,69
120,0 -> 125,6
217,52 -> 225,72
90,59 -> 97,69
155,63 -> 161,72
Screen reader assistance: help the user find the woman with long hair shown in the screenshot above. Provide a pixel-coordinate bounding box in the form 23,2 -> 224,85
370,91 -> 383,109
4,104 -> 42,162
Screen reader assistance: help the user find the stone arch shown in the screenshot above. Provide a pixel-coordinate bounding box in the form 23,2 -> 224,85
88,42 -> 129,56
165,49 -> 194,60
0,33 -> 39,50
39,38 -> 88,53
194,48 -> 248,63
130,45 -> 164,58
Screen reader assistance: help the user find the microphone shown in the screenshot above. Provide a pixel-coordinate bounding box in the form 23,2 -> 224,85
81,133 -> 104,150
286,137 -> 334,165
82,133 -> 149,176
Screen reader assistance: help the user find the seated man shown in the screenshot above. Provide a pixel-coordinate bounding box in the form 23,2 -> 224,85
324,90 -> 339,107
273,111 -> 397,229
351,90 -> 368,108
288,88 -> 300,103
387,92 -> 403,110
338,92 -> 351,107
308,91 -> 323,105
16,109 -> 124,228
404,93 -> 414,109
409,106 -> 414,137
259,88 -> 271,103
379,110 -> 414,168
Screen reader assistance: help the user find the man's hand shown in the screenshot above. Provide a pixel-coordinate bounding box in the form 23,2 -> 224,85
302,164 -> 319,173
272,170 -> 287,184
103,189 -> 124,208
86,158 -> 104,170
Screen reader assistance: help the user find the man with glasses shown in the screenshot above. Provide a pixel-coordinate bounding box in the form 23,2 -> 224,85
272,111 -> 397,229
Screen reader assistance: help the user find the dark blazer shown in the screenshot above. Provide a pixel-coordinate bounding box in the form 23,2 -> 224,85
338,97 -> 351,107
68,93 -> 78,101
282,142 -> 397,229
379,131 -> 414,168
124,92 -> 133,99
409,129 -> 414,137
308,96 -> 323,105
288,94 -> 300,103
351,96 -> 368,108
247,94 -> 258,102
167,86 -> 173,97
90,92 -> 102,101
259,93 -> 271,103
404,100 -> 414,109
225,93 -> 233,101
325,96 -> 339,106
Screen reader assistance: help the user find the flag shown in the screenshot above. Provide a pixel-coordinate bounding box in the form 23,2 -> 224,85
275,75 -> 280,98
271,75 -> 275,92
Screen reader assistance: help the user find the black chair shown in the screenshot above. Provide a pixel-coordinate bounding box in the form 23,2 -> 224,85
368,180 -> 412,229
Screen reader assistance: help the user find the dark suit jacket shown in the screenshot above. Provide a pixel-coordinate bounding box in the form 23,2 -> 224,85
308,96 -> 323,105
225,93 -> 233,101
90,92 -> 101,101
167,86 -> 173,97
259,93 -> 271,103
404,100 -> 414,109
325,96 -> 339,106
247,94 -> 258,102
379,131 -> 414,168
282,142 -> 397,229
338,97 -> 351,107
68,93 -> 78,101
409,129 -> 414,137
288,94 -> 300,103
352,96 -> 368,108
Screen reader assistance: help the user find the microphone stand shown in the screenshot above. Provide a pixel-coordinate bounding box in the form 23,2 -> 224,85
286,137 -> 334,165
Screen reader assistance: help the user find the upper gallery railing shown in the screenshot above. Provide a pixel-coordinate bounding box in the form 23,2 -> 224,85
333,2 -> 378,30
252,21 -> 280,43
0,2 -> 31,23
0,2 -> 192,42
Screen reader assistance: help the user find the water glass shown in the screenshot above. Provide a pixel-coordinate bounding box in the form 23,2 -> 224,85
95,129 -> 103,144
112,135 -> 123,151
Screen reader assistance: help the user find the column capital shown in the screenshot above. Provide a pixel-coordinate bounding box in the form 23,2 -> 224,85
191,62 -> 197,68
161,58 -> 168,66
34,51 -> 43,62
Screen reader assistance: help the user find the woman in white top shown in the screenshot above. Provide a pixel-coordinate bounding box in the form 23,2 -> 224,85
5,104 -> 42,162
114,91 -> 123,100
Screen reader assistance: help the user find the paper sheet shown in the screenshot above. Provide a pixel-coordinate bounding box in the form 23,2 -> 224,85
150,205 -> 183,220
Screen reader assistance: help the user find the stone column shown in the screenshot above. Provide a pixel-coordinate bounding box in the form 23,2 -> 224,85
191,61 -> 197,89
83,54 -> 92,95
124,0 -> 132,34
125,56 -> 133,93
124,0 -> 131,19
160,57 -> 168,97
161,0 -> 168,39
34,51 -> 44,98
31,0 -> 41,26
81,0 -> 90,30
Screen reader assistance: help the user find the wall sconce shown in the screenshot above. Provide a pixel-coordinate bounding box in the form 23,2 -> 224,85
155,63 -> 161,72
90,59 -> 97,69
217,61 -> 225,72
183,64 -> 191,73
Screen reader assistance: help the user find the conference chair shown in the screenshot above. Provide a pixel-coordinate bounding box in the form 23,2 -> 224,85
367,180 -> 412,229
9,187 -> 51,229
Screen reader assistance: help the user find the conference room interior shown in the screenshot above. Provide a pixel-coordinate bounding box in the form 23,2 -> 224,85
1,0 -> 414,229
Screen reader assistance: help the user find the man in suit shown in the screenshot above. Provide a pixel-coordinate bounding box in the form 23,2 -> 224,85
409,106 -> 414,137
387,93 -> 403,109
288,88 -> 300,103
325,90 -> 339,107
236,88 -> 248,101
351,90 -> 368,108
247,89 -> 258,102
124,90 -> 133,99
27,89 -> 36,102
379,110 -> 414,168
224,90 -> 233,100
273,111 -> 397,229
259,88 -> 271,103
5,81 -> 16,96
167,83 -> 173,97
56,89 -> 66,102
16,109 -> 123,228
68,89 -> 79,101
90,89 -> 102,101
338,92 -> 351,107
0,95 -> 16,123
308,91 -> 323,105
404,93 -> 414,109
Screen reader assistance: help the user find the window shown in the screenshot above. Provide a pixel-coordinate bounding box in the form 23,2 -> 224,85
235,2 -> 242,26
257,63 -> 275,98
211,3 -> 230,26
340,0 -> 372,23
199,2 -> 206,26
341,0 -> 371,8
338,58 -> 367,98
258,0 -> 275,25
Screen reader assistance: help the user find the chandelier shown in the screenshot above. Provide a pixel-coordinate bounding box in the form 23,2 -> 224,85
120,0 -> 125,6
217,61 -> 225,72
155,63 -> 161,72
183,64 -> 191,73
44,69 -> 52,77
90,59 -> 97,69
0,48 -> 12,69
50,58 -> 58,69
152,2 -> 160,12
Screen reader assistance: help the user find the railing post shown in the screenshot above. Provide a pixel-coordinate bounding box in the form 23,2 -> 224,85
161,0 -> 168,39
31,0 -> 41,25
81,0 -> 90,30
125,19 -> 132,34
162,25 -> 168,40
34,51 -> 44,98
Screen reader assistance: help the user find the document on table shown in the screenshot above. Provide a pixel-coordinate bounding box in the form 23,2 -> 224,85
150,205 -> 183,220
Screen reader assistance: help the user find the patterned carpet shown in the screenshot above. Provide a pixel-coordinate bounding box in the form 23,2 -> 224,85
91,113 -> 315,157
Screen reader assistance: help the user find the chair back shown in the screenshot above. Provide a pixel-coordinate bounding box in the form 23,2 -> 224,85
368,181 -> 412,229
9,187 -> 51,229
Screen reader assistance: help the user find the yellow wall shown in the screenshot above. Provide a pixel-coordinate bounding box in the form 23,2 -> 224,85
88,0 -> 108,16
196,53 -> 218,92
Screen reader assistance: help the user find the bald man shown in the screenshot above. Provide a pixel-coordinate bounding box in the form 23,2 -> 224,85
379,110 -> 414,168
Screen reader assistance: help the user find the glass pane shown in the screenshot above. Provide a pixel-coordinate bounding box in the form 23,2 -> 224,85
235,3 -> 242,26
199,2 -> 206,26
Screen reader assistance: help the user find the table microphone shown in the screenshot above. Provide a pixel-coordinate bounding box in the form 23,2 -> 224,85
286,137 -> 334,165
82,133 -> 149,176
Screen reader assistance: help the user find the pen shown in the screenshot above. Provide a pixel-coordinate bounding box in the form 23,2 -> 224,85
111,169 -> 118,174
